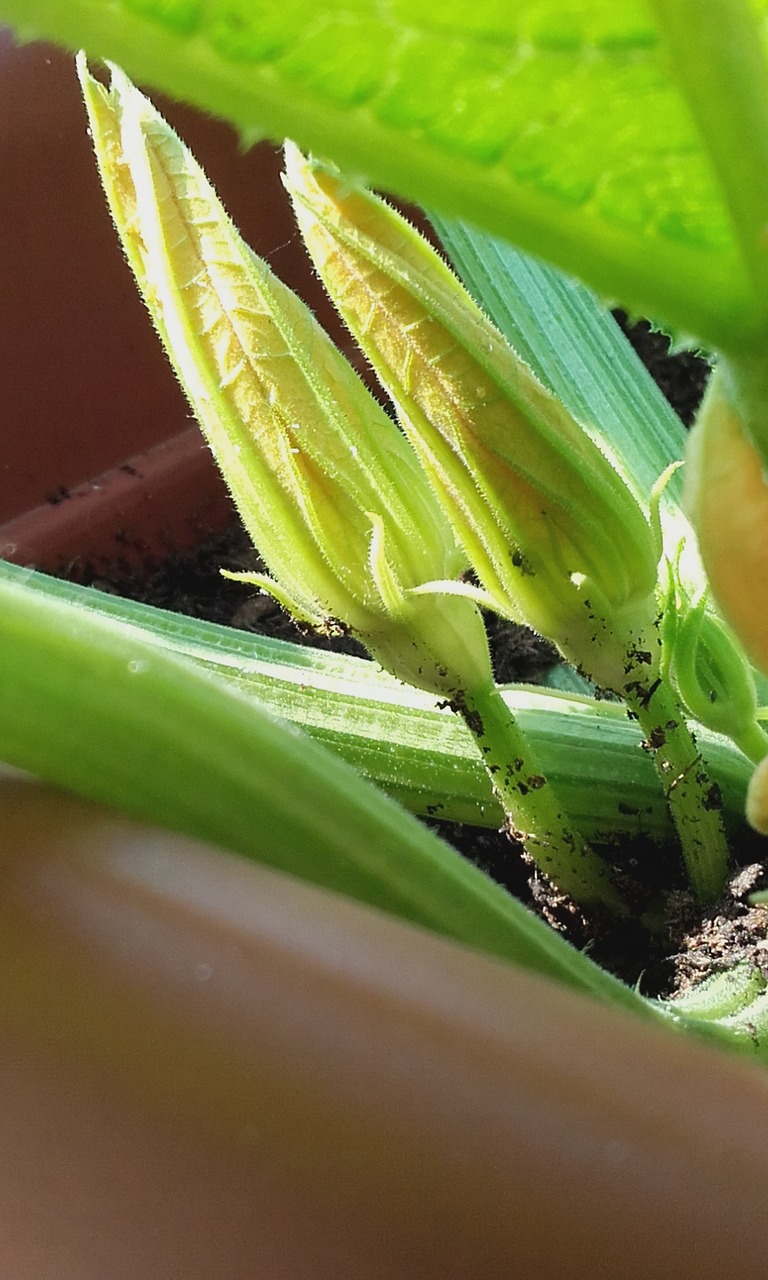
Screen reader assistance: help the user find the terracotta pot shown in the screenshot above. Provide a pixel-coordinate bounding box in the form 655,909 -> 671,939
0,33 -> 370,576
3,771 -> 768,1280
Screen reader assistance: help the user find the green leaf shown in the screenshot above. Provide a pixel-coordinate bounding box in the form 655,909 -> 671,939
4,0 -> 768,349
3,560 -> 765,1053
3,561 -> 751,842
0,557 -> 648,1012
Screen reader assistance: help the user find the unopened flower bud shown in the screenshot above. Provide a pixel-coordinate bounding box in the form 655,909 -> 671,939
685,368 -> 768,678
671,592 -> 760,746
283,146 -> 661,695
78,59 -> 492,701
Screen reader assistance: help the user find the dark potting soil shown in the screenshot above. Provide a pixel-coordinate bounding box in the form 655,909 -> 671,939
69,320 -> 768,999
612,311 -> 711,427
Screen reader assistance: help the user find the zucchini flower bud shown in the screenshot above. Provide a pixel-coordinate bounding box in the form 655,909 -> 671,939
684,367 -> 768,832
77,58 -> 491,701
685,367 -> 768,678
283,147 -> 662,696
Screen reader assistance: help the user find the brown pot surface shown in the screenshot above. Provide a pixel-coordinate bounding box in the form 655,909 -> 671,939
0,34 -> 372,571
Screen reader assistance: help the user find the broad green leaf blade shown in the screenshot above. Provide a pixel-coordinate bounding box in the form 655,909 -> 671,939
2,0 -> 767,349
0,561 -> 644,1009
1,562 -> 750,842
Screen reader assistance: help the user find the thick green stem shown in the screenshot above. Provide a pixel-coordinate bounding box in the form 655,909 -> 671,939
734,720 -> 768,767
624,675 -> 730,905
458,684 -> 627,915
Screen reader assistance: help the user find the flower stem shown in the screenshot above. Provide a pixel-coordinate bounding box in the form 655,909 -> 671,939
623,674 -> 730,905
734,720 -> 768,766
456,684 -> 627,915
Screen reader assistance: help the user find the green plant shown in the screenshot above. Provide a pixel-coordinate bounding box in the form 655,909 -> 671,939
2,1 -> 768,1055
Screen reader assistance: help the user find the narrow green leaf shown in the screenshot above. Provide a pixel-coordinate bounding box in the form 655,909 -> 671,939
3,0 -> 768,347
0,559 -> 648,1011
0,562 -> 750,842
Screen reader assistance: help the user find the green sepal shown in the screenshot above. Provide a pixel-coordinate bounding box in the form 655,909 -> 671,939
672,591 -> 763,749
219,569 -> 324,627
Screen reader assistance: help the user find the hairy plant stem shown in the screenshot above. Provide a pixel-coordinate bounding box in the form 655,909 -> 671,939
735,721 -> 768,766
456,684 -> 627,915
624,674 -> 730,905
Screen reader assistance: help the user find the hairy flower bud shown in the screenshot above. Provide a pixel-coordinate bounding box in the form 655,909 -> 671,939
283,146 -> 662,694
78,59 -> 492,701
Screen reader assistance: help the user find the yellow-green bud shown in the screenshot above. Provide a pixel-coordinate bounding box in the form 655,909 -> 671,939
685,367 -> 768,678
283,146 -> 661,695
78,59 -> 492,701
671,592 -> 760,744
